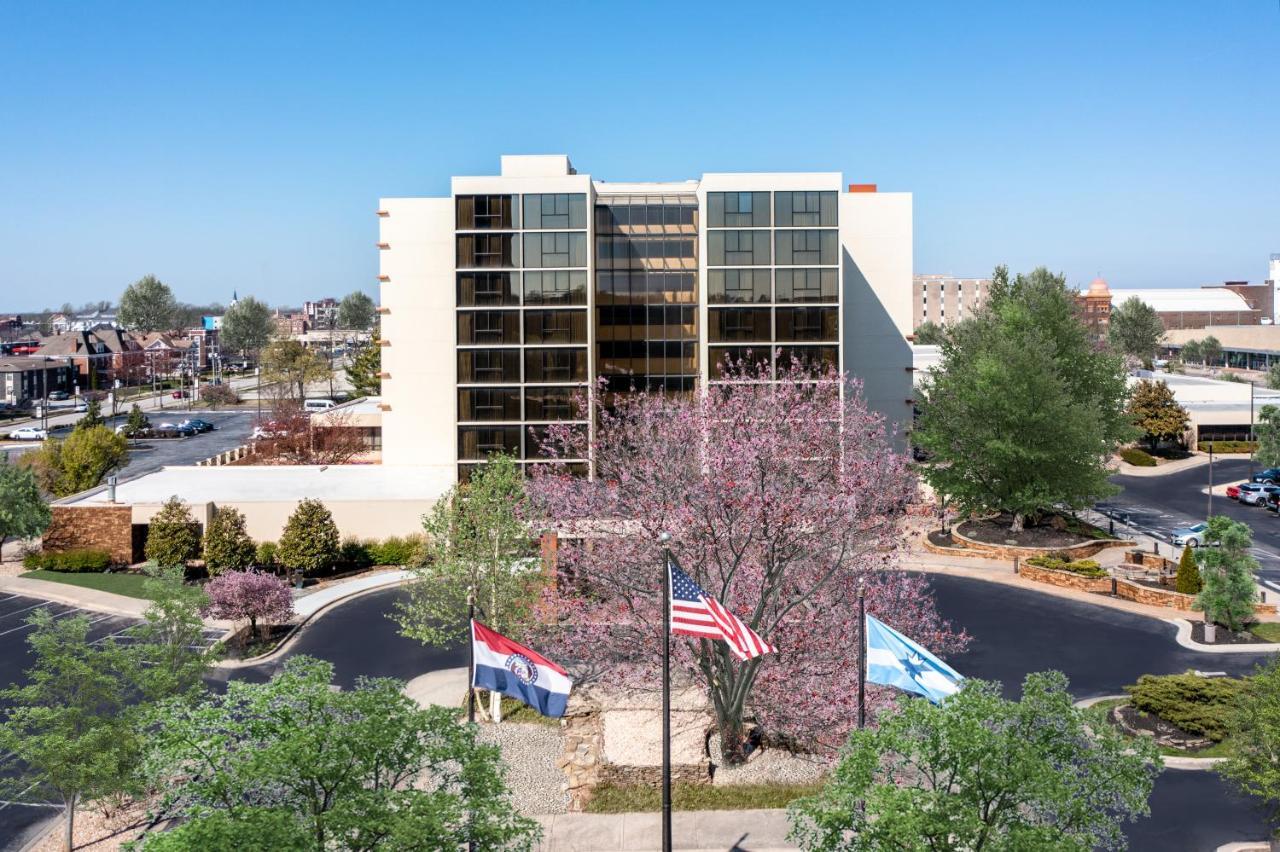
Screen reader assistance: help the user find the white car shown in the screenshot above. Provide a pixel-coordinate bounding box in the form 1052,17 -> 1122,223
1172,522 -> 1216,547
8,426 -> 48,441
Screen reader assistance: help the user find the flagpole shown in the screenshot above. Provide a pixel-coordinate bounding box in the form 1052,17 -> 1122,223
658,532 -> 673,852
857,585 -> 866,730
467,592 -> 476,725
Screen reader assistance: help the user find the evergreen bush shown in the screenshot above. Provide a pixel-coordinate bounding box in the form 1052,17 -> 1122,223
254,541 -> 278,570
22,548 -> 113,572
277,498 -> 340,577
1119,447 -> 1157,467
202,506 -> 256,575
144,496 -> 201,569
1125,672 -> 1243,741
1175,545 -> 1202,595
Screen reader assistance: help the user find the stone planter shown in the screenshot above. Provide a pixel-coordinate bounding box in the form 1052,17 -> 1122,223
940,524 -> 1134,561
1019,563 -> 1114,594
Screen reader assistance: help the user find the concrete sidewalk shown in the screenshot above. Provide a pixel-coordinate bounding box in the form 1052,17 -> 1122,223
291,568 -> 410,618
0,574 -> 152,618
534,810 -> 796,852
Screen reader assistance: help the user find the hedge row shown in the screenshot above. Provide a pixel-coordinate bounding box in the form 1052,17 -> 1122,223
23,548 -> 115,573
1198,441 -> 1258,454
1119,447 -> 1157,467
1025,555 -> 1107,579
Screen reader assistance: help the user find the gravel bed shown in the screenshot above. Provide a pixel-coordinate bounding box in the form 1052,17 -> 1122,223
478,721 -> 570,814
707,734 -> 829,786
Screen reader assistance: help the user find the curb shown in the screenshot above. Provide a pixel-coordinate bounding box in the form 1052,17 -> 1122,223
1169,618 -> 1280,655
0,576 -> 150,619
214,572 -> 411,669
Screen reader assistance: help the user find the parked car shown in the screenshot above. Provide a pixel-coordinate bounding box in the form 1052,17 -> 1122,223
1172,522 -> 1217,547
1252,468 -> 1280,485
1238,483 -> 1280,506
171,389 -> 190,399
7,426 -> 48,441
251,421 -> 286,440
303,398 -> 336,412
46,390 -> 70,401
155,422 -> 197,437
1227,484 -> 1242,500
178,418 -> 215,433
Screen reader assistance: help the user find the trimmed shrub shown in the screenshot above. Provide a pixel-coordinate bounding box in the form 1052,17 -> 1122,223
23,548 -> 113,572
1025,555 -> 1107,578
340,538 -> 374,570
201,384 -> 240,408
254,541 -> 278,570
368,535 -> 423,566
277,498 -> 340,577
145,496 -> 202,569
1119,447 -> 1157,467
1175,545 -> 1202,595
1198,440 -> 1259,454
203,506 -> 256,575
1125,672 -> 1243,741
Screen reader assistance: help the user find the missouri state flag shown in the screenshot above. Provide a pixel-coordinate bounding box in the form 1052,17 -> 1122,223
470,620 -> 573,718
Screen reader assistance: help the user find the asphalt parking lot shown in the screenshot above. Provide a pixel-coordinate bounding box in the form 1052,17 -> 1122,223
1,410 -> 256,483
0,594 -> 224,849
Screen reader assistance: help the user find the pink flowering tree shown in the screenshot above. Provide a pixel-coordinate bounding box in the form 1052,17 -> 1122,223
527,357 -> 968,762
202,569 -> 294,641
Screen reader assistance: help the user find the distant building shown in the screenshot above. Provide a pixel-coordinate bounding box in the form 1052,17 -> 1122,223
912,275 -> 990,329
274,311 -> 308,337
34,328 -> 144,389
1108,287 -> 1259,330
0,356 -> 76,405
1075,277 -> 1113,342
51,310 -> 119,334
304,298 -> 339,329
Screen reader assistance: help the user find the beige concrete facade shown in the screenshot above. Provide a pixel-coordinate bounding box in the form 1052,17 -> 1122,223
912,275 -> 990,329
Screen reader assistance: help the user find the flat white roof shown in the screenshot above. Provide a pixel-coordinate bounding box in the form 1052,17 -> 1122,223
64,464 -> 453,507
1109,288 -> 1252,313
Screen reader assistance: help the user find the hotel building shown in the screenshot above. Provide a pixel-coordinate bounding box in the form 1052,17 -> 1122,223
378,155 -> 913,481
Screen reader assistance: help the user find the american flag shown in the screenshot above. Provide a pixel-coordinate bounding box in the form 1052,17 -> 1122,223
668,557 -> 776,661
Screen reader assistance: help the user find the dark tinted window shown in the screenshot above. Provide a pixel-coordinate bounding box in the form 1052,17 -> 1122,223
457,272 -> 518,306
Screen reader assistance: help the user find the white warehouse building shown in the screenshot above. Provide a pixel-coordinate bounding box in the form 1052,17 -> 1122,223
378,154 -> 915,482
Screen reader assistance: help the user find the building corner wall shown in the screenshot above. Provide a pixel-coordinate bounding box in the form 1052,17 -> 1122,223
840,192 -> 914,446
378,197 -> 457,478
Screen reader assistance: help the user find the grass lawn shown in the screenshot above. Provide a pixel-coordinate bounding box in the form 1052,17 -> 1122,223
1250,622 -> 1280,643
20,570 -> 155,600
586,781 -> 824,814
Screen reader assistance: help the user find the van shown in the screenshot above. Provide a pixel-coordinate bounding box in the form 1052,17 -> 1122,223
303,398 -> 337,412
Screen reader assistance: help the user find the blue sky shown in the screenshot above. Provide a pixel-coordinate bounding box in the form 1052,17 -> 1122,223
2,2 -> 1277,309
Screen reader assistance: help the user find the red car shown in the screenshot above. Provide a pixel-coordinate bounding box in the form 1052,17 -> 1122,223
171,389 -> 190,399
1227,484 -> 1241,500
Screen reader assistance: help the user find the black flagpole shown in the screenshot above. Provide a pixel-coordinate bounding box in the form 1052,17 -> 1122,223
659,532 -> 673,852
857,585 -> 866,730
466,594 -> 476,852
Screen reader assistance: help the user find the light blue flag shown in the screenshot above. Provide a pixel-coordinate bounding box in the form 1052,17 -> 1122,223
864,614 -> 964,704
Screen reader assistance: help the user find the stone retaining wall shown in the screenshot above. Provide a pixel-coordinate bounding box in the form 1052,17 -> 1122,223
1125,550 -> 1177,572
1019,563 -> 1114,594
1113,578 -> 1196,610
951,526 -> 1133,560
44,505 -> 133,564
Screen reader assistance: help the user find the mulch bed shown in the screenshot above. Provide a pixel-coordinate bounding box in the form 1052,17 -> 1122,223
1191,621 -> 1272,645
220,623 -> 293,659
926,530 -> 958,548
1111,704 -> 1213,751
955,514 -> 1108,549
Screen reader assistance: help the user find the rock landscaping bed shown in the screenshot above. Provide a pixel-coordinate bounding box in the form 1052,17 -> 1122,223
956,514 -> 1110,549
1191,621 -> 1277,645
1110,703 -> 1217,752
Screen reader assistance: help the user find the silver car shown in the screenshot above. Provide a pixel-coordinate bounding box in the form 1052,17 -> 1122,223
1172,522 -> 1215,547
1238,483 -> 1280,506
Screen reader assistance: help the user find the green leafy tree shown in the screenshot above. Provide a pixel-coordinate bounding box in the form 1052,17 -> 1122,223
202,506 -> 256,575
1181,339 -> 1204,364
395,453 -> 539,722
74,398 -> 104,432
118,274 -> 177,333
1255,405 -> 1280,469
337,290 -> 376,330
125,403 -> 149,436
1267,363 -> 1280,391
144,496 -> 201,569
135,656 -> 539,851
1175,544 -> 1202,595
0,456 -> 51,553
911,320 -> 946,345
277,498 -> 340,577
1193,515 -> 1258,631
1221,656 -> 1280,822
128,567 -> 222,701
913,266 -> 1135,532
261,339 -> 330,401
1202,335 -> 1223,367
0,610 -> 142,852
788,672 -> 1157,852
219,295 -> 275,356
345,334 -> 382,397
1127,379 -> 1190,452
23,425 -> 128,497
1108,296 -> 1165,366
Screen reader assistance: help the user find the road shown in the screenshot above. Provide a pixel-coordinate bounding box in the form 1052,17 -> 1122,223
1102,458 -> 1280,588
